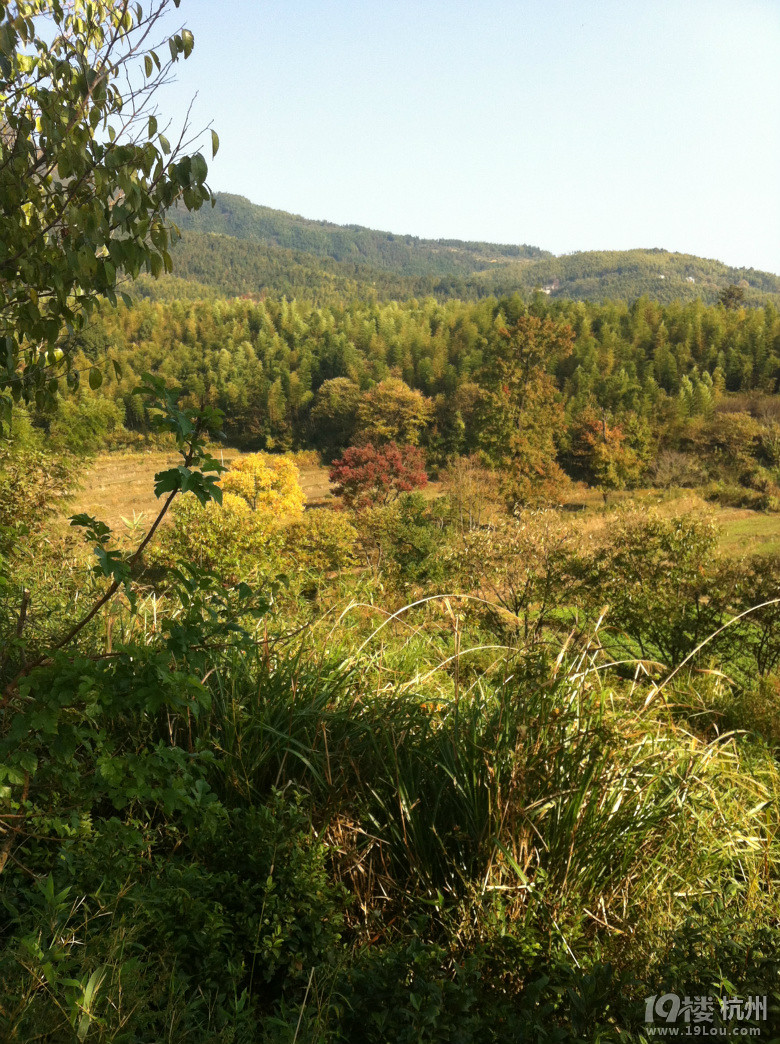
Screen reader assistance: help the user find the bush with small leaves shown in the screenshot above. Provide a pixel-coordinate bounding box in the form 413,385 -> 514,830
354,492 -> 450,589
449,510 -> 578,643
285,508 -> 359,574
151,491 -> 286,584
586,510 -> 731,668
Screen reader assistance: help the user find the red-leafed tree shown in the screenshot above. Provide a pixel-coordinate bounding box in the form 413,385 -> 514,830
329,443 -> 428,509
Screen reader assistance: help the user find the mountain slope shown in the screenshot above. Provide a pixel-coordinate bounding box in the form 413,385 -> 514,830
141,229 -> 424,304
158,193 -> 780,306
172,193 -> 550,278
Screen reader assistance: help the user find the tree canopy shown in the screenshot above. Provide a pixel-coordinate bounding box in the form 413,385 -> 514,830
0,0 -> 216,423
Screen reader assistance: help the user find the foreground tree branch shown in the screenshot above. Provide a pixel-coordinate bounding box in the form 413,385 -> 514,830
0,0 -> 219,423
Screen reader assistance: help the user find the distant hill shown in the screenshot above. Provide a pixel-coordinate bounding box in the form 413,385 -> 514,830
470,249 -> 780,306
137,230 -> 424,306
151,192 -> 780,306
171,193 -> 550,278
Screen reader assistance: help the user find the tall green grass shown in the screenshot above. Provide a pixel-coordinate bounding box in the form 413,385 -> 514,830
202,631 -> 780,953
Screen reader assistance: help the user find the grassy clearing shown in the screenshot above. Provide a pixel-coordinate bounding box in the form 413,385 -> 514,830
65,448 -> 336,530
66,451 -> 780,560
564,486 -> 780,557
716,508 -> 780,556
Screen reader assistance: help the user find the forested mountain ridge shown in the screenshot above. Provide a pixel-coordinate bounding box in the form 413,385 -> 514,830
135,229 -> 425,306
162,192 -> 780,307
171,192 -> 550,277
470,248 -> 780,306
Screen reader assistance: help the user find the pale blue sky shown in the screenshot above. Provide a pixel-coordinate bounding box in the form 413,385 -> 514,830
158,0 -> 780,273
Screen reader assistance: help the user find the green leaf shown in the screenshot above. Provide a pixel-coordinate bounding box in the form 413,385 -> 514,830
0,26 -> 14,57
148,114 -> 157,137
70,513 -> 112,545
18,752 -> 37,774
191,153 -> 207,183
144,54 -> 152,77
210,129 -> 219,158
94,546 -> 131,585
88,367 -> 103,389
148,252 -> 163,278
153,467 -> 182,498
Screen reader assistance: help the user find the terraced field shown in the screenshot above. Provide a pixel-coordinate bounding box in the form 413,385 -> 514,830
67,451 -> 780,558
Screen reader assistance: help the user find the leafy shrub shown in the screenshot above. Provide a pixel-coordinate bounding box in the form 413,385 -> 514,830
0,793 -> 347,1040
338,936 -> 524,1043
0,443 -> 75,558
0,651 -> 217,857
586,509 -> 730,667
727,553 -> 780,677
287,447 -> 321,467
49,396 -> 125,455
285,508 -> 359,573
141,796 -> 347,1013
448,510 -> 577,643
703,480 -> 780,512
380,493 -> 450,588
339,924 -> 632,1044
349,494 -> 450,587
151,490 -> 286,582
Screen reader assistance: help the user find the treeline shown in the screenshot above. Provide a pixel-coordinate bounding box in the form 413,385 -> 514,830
46,292 -> 780,506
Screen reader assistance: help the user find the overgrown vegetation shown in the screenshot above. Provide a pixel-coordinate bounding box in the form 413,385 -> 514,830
4,428 -> 780,1038
3,3 -> 780,1039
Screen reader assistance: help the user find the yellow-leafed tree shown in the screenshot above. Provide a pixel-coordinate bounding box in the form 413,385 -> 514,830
221,454 -> 306,517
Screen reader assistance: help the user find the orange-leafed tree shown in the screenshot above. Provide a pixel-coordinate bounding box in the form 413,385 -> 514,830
568,407 -> 643,501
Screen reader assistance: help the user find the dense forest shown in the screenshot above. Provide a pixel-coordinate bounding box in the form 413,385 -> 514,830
49,291 -> 780,512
